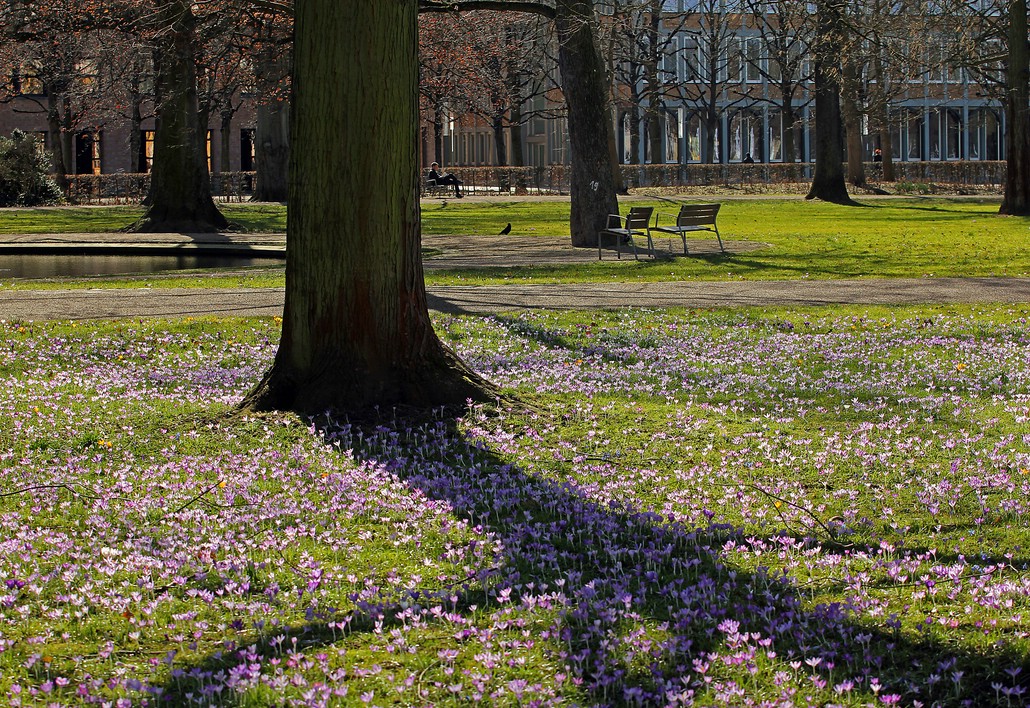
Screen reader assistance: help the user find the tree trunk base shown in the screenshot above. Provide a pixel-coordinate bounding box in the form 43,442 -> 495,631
127,205 -> 231,233
240,347 -> 506,419
805,183 -> 859,206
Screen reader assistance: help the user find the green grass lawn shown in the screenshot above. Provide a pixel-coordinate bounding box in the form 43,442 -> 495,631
1,197 -> 1028,288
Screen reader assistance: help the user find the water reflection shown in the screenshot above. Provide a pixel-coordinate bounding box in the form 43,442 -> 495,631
0,254 -> 286,279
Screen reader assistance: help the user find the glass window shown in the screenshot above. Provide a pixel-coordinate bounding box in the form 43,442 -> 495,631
683,39 -> 699,81
744,38 -> 762,82
724,38 -> 742,83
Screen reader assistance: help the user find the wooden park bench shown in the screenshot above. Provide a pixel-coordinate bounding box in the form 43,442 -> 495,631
649,203 -> 724,255
597,206 -> 654,260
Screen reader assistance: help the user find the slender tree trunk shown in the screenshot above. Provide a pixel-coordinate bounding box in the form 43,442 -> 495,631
220,110 -> 233,173
870,52 -> 895,181
243,0 -> 497,415
433,105 -> 444,164
46,93 -> 69,194
628,105 -> 641,164
492,113 -> 507,166
252,101 -> 290,201
509,103 -> 525,167
646,105 -> 664,164
134,0 -> 227,231
644,5 -> 664,165
555,0 -> 620,247
806,0 -> 854,204
878,124 -> 895,181
129,95 -> 143,173
841,62 -> 866,188
1001,0 -> 1030,215
780,98 -> 796,163
704,105 -> 719,164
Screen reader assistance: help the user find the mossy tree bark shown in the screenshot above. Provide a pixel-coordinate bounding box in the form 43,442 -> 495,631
806,0 -> 855,205
1001,0 -> 1030,215
242,0 -> 498,416
555,0 -> 620,247
134,0 -> 227,232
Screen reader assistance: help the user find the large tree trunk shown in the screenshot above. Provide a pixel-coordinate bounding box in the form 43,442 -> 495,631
134,0 -> 227,232
252,101 -> 290,202
1001,0 -> 1030,215
806,0 -> 854,204
243,0 -> 497,416
556,0 -> 620,247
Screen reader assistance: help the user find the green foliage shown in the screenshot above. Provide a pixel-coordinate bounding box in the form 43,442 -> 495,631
0,130 -> 62,207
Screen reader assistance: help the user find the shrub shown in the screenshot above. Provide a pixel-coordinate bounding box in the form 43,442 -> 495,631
0,129 -> 63,206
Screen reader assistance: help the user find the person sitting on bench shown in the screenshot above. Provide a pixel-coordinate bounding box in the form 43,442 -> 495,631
428,162 -> 463,198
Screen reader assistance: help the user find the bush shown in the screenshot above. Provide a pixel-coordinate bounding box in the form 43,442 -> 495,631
0,130 -> 63,207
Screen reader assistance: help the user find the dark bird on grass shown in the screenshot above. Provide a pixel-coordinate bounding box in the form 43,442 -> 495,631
499,223 -> 512,235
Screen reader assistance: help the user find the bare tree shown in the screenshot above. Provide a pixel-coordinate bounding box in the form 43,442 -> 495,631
743,0 -> 813,164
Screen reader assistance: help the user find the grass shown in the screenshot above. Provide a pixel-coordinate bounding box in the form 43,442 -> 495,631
0,203 -> 286,234
1,303 -> 1028,706
0,197 -> 1028,289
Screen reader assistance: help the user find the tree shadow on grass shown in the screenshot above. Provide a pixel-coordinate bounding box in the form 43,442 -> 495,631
158,417 -> 1029,706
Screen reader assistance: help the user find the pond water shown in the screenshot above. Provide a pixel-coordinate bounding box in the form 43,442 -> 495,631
0,254 -> 286,279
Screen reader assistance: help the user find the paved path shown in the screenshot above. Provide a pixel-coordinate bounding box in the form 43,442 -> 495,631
2,277 -> 1028,322
0,232 -> 1028,320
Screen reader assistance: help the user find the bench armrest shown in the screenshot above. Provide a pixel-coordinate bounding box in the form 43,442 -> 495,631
605,213 -> 624,228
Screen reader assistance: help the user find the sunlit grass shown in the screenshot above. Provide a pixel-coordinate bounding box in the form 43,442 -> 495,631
1,197 -> 1027,288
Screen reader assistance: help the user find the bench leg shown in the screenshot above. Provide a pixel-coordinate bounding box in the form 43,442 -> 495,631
598,231 -> 622,260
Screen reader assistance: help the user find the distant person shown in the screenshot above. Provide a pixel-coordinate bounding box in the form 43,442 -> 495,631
742,153 -> 755,164
872,148 -> 883,163
428,162 -> 463,198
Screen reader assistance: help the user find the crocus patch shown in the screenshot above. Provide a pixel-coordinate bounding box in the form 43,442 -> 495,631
0,309 -> 1027,706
